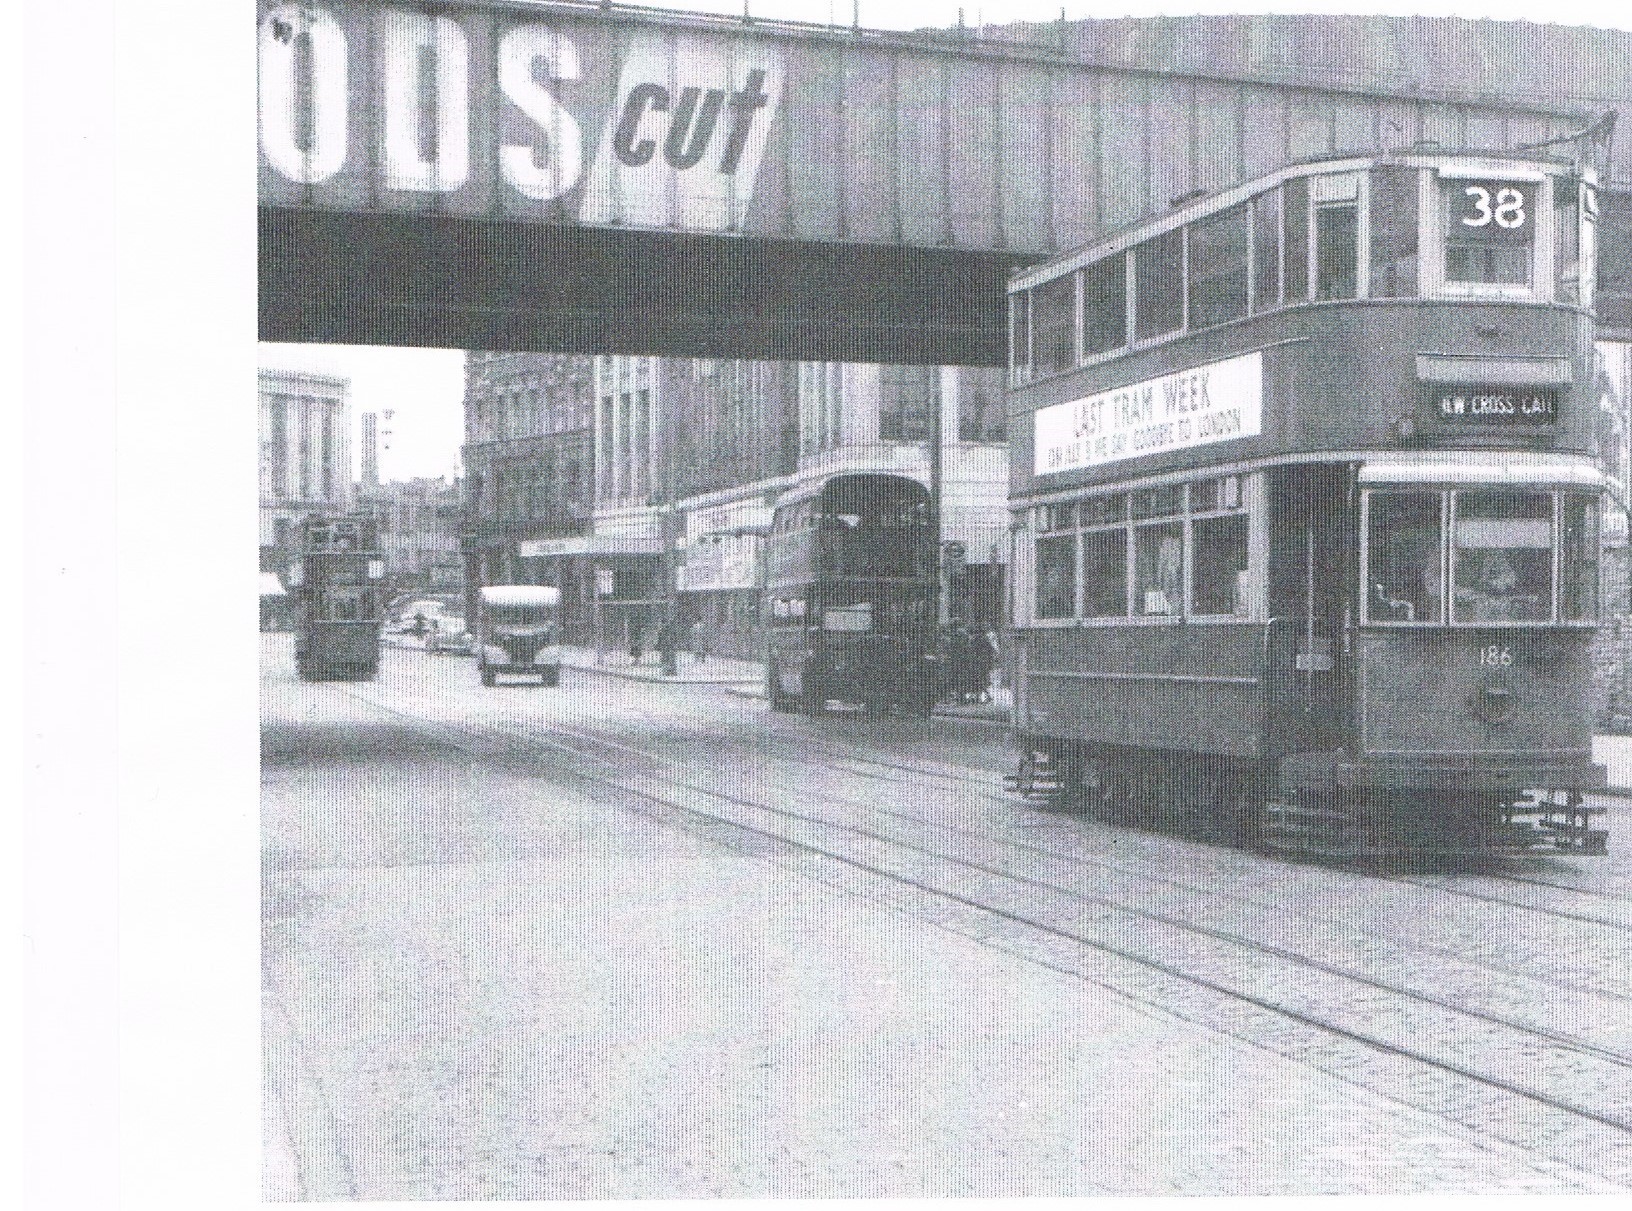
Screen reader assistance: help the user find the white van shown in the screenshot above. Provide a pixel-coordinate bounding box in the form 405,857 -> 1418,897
477,586 -> 563,686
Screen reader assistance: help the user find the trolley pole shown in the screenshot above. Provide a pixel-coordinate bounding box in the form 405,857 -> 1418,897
660,382 -> 680,678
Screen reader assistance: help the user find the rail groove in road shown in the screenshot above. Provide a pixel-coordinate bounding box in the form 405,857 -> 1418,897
328,678 -> 1632,1187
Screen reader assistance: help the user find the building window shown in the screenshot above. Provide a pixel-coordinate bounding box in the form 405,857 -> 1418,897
1187,203 -> 1250,330
879,366 -> 936,443
1010,292 -> 1030,385
957,368 -> 1007,442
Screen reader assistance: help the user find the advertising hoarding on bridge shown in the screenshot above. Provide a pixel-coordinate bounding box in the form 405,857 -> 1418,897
259,1 -> 1632,361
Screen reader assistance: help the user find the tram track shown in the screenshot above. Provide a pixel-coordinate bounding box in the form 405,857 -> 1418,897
397,678 -> 1632,1010
331,678 -> 1632,1183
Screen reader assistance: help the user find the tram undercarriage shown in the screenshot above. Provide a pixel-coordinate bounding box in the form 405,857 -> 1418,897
1006,743 -> 1608,858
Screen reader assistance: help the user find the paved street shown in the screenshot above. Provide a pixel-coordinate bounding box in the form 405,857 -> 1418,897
263,635 -> 1632,1199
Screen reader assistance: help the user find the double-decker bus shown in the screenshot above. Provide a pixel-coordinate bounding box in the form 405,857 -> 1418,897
287,514 -> 386,681
763,473 -> 939,715
1004,147 -> 1609,856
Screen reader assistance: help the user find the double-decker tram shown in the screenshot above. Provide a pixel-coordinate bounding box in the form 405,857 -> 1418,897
287,514 -> 387,682
1004,147 -> 1609,856
764,473 -> 940,715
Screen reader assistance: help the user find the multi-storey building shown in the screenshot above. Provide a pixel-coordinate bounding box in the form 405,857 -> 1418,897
461,352 -> 598,638
462,348 -> 1014,660
356,476 -> 465,599
258,368 -> 352,574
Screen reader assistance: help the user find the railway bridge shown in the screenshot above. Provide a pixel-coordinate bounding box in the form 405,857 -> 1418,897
259,1 -> 1632,364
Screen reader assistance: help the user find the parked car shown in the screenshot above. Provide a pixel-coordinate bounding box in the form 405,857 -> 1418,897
426,616 -> 474,655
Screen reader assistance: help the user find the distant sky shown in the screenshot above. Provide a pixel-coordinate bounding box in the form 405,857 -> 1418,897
259,0 -> 1632,486
259,343 -> 467,482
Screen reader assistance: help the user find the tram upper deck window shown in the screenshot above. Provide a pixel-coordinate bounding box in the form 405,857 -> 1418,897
1283,177 -> 1310,303
1370,166 -> 1420,298
1313,174 -> 1360,301
1367,492 -> 1445,624
1451,491 -> 1553,623
1188,203 -> 1250,329
1252,188 -> 1282,311
1032,274 -> 1077,378
1555,178 -> 1584,306
1083,256 -> 1127,358
1444,177 -> 1535,287
1135,228 -> 1185,341
1009,291 -> 1030,384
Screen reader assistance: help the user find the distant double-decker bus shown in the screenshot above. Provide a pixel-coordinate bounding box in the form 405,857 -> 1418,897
763,473 -> 939,716
1004,148 -> 1608,856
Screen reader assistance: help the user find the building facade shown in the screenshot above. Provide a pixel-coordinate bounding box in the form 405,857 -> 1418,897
461,349 -> 1014,661
461,352 -> 598,638
356,476 -> 465,601
258,368 -> 352,574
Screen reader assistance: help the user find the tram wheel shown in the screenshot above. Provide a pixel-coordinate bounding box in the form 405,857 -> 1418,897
800,685 -> 827,715
480,669 -> 496,687
1081,755 -> 1133,820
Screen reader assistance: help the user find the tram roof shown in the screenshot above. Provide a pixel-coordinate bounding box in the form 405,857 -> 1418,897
1009,148 -> 1588,295
1358,452 -> 1604,488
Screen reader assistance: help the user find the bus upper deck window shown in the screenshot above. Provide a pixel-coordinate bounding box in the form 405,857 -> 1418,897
1444,177 -> 1535,286
1367,492 -> 1444,624
1451,491 -> 1553,623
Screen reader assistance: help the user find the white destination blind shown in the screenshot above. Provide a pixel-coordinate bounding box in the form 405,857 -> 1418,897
1033,351 -> 1264,476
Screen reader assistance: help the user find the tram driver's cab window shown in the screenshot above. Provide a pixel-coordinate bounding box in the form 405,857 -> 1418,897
1367,492 -> 1445,624
1451,491 -> 1553,623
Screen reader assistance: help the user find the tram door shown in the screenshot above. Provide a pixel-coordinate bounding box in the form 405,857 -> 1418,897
1266,464 -> 1354,753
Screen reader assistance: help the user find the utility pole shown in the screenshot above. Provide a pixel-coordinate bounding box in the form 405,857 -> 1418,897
660,374 -> 680,677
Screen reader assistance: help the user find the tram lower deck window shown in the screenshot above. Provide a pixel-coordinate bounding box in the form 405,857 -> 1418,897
1191,513 -> 1250,616
1133,522 -> 1184,617
1081,529 -> 1128,617
1451,492 -> 1553,623
1562,495 -> 1600,621
1367,492 -> 1445,624
1036,534 -> 1077,619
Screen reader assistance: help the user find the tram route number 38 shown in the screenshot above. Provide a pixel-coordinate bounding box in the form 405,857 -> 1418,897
1458,185 -> 1527,230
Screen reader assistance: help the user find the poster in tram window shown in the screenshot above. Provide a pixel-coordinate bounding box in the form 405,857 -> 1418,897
1032,351 -> 1264,476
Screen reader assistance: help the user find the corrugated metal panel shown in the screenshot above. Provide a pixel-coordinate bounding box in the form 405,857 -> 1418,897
258,2 -> 1629,256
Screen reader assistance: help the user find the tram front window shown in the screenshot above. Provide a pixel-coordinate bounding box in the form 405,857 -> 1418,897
1452,491 -> 1553,623
1367,492 -> 1444,623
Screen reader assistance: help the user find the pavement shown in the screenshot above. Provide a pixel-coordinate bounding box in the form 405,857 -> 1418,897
556,645 -> 1014,724
261,635 -> 1618,1198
